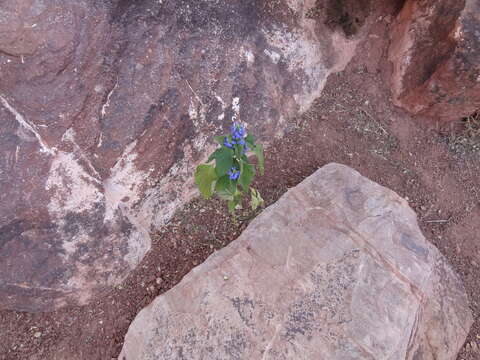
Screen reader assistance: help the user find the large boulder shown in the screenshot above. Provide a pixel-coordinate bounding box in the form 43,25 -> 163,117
388,0 -> 480,124
0,1 -> 362,311
120,163 -> 473,360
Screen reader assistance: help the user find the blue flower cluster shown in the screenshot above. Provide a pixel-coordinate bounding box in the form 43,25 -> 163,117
231,122 -> 246,140
228,167 -> 240,180
224,122 -> 249,153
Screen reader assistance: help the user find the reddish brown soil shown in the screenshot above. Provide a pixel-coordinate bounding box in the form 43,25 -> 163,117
1,16 -> 479,360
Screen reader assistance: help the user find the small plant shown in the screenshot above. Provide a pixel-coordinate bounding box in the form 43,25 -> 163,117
194,122 -> 265,214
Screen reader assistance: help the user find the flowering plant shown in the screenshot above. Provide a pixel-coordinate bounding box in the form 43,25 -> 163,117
194,122 -> 264,213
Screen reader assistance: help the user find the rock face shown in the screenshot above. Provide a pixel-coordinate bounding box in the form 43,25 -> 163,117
389,0 -> 480,123
0,1 -> 363,311
120,163 -> 473,360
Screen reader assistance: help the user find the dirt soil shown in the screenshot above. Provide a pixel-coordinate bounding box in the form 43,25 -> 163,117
1,13 -> 480,360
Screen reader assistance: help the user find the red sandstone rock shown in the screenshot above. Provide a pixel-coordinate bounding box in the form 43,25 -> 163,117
120,164 -> 473,360
0,0 -> 361,311
389,0 -> 480,124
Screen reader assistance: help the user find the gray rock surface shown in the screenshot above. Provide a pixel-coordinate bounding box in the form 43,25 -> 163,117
0,0 -> 362,311
119,163 -> 473,360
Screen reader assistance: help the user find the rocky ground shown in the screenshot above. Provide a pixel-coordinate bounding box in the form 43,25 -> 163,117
1,10 -> 480,360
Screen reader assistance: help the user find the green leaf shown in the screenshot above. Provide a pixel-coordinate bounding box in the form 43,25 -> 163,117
227,188 -> 243,213
238,160 -> 255,191
213,147 -> 234,176
233,143 -> 243,158
194,164 -> 217,199
245,134 -> 255,147
215,175 -> 230,192
216,176 -> 235,201
207,148 -> 219,163
228,194 -> 241,213
253,144 -> 264,176
250,188 -> 264,210
234,191 -> 243,209
214,135 -> 227,145
228,200 -> 236,213
234,190 -> 243,203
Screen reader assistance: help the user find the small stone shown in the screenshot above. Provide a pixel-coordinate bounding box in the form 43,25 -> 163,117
469,341 -> 479,353
155,278 -> 162,285
223,275 -> 229,281
33,332 -> 42,338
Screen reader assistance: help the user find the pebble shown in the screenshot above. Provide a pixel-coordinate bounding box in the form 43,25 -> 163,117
468,341 -> 479,353
34,332 -> 42,338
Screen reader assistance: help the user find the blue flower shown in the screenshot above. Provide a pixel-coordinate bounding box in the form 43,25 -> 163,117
227,167 -> 240,180
231,123 -> 246,140
224,138 -> 233,148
